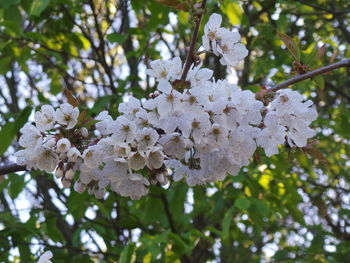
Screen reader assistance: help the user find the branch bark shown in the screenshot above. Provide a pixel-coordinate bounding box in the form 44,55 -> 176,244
268,59 -> 350,92
0,163 -> 26,176
180,0 -> 208,82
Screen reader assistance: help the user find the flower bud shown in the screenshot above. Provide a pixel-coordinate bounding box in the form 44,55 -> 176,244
80,127 -> 88,138
65,169 -> 75,180
56,138 -> 71,153
62,178 -> 71,188
55,168 -> 63,179
74,181 -> 85,193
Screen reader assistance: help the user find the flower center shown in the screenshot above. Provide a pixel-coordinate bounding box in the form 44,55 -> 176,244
208,31 -> 216,40
280,95 -> 289,103
221,44 -> 228,52
64,115 -> 72,122
212,128 -> 220,136
160,70 -> 167,78
192,121 -> 200,129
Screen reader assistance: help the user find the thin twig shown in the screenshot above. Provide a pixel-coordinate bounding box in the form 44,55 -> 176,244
268,59 -> 350,92
180,0 -> 208,82
0,163 -> 26,176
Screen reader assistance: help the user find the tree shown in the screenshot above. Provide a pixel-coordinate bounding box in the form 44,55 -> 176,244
0,0 -> 350,262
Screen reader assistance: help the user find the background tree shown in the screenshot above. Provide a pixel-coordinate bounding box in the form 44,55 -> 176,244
0,0 -> 350,262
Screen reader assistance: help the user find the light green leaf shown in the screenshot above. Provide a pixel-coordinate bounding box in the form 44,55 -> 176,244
107,33 -> 128,44
30,0 -> 51,16
313,75 -> 325,90
221,1 -> 243,25
119,243 -> 135,263
0,106 -> 32,155
234,197 -> 251,210
222,205 -> 235,240
8,174 -> 25,199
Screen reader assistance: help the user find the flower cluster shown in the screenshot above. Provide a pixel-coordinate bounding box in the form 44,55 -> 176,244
15,103 -> 85,188
15,13 -> 318,200
202,13 -> 248,66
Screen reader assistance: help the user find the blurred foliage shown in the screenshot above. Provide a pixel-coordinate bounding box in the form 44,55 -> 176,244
1,0 -> 350,262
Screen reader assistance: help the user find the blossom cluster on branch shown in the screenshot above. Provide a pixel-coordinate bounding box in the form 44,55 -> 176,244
15,13 -> 317,200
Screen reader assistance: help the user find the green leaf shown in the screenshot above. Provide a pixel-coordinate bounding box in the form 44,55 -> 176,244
8,174 -> 25,199
222,205 -> 235,240
252,199 -> 270,217
313,75 -> 325,90
107,33 -> 128,44
234,197 -> 251,210
221,0 -> 243,25
0,106 -> 32,155
30,0 -> 51,16
278,32 -> 300,62
168,232 -> 189,253
119,243 -> 135,263
0,0 -> 20,9
90,95 -> 113,114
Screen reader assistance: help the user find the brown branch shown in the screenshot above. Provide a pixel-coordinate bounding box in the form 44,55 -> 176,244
268,59 -> 350,93
0,163 -> 26,176
180,0 -> 208,82
299,0 -> 350,15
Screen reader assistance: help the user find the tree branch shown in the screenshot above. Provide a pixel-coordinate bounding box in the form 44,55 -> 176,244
180,0 -> 208,82
0,163 -> 26,176
268,59 -> 350,92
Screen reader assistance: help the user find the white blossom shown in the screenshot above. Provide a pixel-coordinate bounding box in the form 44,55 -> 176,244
37,250 -> 53,263
34,105 -> 56,131
56,138 -> 71,153
55,103 -> 79,129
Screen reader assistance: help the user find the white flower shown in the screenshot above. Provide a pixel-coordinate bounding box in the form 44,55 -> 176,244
128,151 -> 146,170
118,96 -> 142,119
158,110 -> 192,136
111,173 -> 149,200
146,146 -> 164,169
35,146 -> 59,173
34,105 -> 56,131
188,112 -> 211,144
187,66 -> 213,87
136,128 -> 159,151
95,111 -> 113,135
37,250 -> 53,263
146,57 -> 182,93
155,90 -> 183,117
110,116 -> 136,143
18,124 -> 42,149
165,159 -> 189,182
56,138 -> 71,153
55,103 -> 79,129
94,187 -> 106,199
158,133 -> 187,159
206,123 -> 228,146
14,149 -> 36,169
67,147 -> 81,162
113,142 -> 131,160
257,112 -> 286,157
82,147 -> 101,169
74,180 -> 86,193
202,13 -> 222,55
217,28 -> 248,66
141,98 -> 161,125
